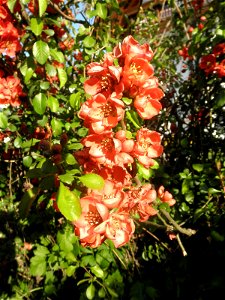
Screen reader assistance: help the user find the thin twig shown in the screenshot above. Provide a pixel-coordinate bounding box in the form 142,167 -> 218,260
49,1 -> 88,25
176,233 -> 188,256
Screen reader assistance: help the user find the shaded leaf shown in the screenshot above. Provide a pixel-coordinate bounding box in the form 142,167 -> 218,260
56,182 -> 81,221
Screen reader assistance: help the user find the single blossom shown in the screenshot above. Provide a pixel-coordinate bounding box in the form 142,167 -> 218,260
78,93 -> 125,134
132,128 -> 163,168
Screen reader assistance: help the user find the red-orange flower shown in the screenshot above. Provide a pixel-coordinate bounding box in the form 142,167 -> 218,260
84,58 -> 123,98
74,196 -> 109,248
0,76 -> 24,106
213,43 -> 225,57
157,186 -> 176,206
82,131 -> 122,166
103,212 -> 135,248
133,128 -> 163,168
122,56 -> 154,91
91,179 -> 126,209
199,54 -> 216,75
134,87 -> 164,119
121,184 -> 157,222
78,93 -> 125,134
113,35 -> 154,63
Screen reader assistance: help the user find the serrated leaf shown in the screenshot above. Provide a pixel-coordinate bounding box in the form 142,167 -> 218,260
32,93 -> 47,115
38,0 -> 48,17
57,68 -> 67,89
83,36 -> 96,48
79,173 -> 105,190
0,112 -> 8,129
56,182 -> 81,221
30,18 -> 43,36
96,3 -> 107,19
30,256 -> 46,276
47,96 -> 59,112
33,40 -> 50,65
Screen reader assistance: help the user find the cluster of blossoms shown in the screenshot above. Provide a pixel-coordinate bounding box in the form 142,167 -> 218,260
73,36 -> 176,248
0,0 -> 24,107
0,0 -> 21,57
199,43 -> 225,78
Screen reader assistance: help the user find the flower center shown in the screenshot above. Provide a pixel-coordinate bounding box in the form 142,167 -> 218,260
101,138 -> 114,151
101,103 -> 116,118
85,211 -> 102,226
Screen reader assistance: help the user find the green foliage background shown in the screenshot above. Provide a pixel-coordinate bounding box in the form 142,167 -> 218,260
1,0 -> 225,299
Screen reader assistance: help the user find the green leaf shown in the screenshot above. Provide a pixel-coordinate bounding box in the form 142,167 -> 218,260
59,173 -> 74,184
137,163 -> 154,180
126,110 -> 141,128
56,182 -> 81,221
32,93 -> 47,115
83,36 -> 96,48
33,40 -> 50,65
7,0 -> 17,12
214,91 -> 225,109
65,153 -> 76,165
23,156 -> 33,167
30,256 -> 46,276
40,81 -> 50,90
51,118 -> 63,137
79,173 -> 105,190
122,97 -> 132,105
19,188 -> 39,218
86,284 -> 96,300
96,3 -> 107,19
208,188 -> 221,194
90,265 -> 104,278
66,265 -> 77,277
57,68 -> 67,89
38,0 -> 48,17
14,136 -> 22,148
48,96 -> 59,112
45,63 -> 57,76
30,18 -> 43,36
50,48 -> 64,63
192,164 -> 204,172
0,112 -> 8,129
69,92 -> 81,109
24,68 -> 34,83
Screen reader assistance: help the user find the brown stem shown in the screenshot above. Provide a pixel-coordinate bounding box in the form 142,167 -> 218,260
160,208 -> 196,236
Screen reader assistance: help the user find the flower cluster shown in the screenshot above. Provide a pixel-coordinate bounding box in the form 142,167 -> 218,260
73,36 -> 176,248
0,0 -> 21,57
199,43 -> 225,78
0,75 -> 24,106
0,0 -> 24,107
